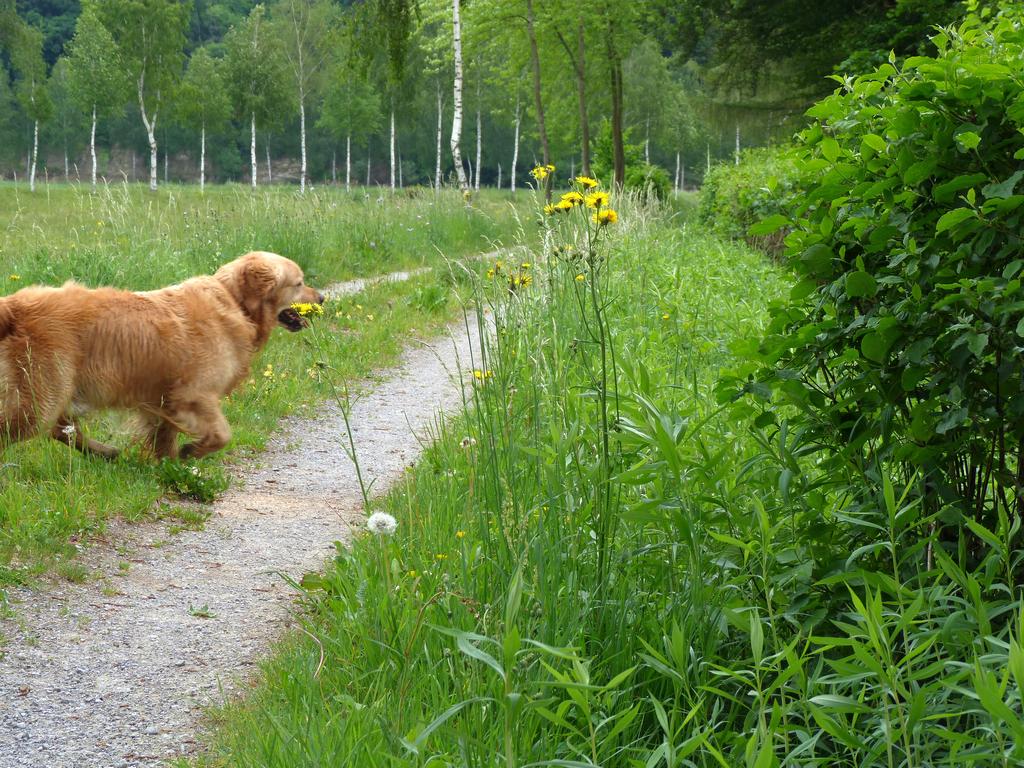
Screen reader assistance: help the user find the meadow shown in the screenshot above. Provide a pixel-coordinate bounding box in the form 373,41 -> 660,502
0,181 -> 528,588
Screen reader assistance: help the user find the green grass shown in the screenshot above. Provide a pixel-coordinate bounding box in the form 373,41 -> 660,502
202,188 -> 1024,766
0,182 -> 530,586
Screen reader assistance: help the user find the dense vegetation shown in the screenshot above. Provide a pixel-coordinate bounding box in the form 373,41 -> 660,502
0,0 -> 967,190
201,5 -> 1024,766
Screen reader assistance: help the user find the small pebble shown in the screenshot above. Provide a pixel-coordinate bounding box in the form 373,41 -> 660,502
144,725 -> 159,735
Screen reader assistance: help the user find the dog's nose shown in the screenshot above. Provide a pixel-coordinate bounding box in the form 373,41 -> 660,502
315,291 -> 325,304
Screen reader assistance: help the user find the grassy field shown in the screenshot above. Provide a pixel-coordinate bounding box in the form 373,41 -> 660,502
0,182 -> 529,588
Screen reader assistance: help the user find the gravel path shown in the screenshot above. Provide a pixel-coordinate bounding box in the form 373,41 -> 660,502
0,276 -> 483,767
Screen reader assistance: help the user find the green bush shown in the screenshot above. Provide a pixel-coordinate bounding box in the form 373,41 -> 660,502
744,5 -> 1024,541
699,146 -> 801,256
624,161 -> 671,199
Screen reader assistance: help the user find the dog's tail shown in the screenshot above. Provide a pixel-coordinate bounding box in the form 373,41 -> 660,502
0,300 -> 13,341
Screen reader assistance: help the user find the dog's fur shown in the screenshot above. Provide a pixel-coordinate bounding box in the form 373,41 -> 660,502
0,251 -> 323,459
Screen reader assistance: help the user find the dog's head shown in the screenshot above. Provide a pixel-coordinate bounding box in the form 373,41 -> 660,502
216,251 -> 324,334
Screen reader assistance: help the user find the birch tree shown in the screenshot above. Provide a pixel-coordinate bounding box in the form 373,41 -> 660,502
10,23 -> 51,192
224,5 -> 291,190
450,0 -> 468,191
177,47 -> 230,191
46,57 -> 82,181
269,0 -> 337,194
318,50 -> 381,191
92,0 -> 190,192
65,6 -> 128,189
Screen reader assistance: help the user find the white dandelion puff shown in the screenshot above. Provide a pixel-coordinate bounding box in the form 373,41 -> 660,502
460,436 -> 477,449
61,424 -> 76,437
366,512 -> 398,537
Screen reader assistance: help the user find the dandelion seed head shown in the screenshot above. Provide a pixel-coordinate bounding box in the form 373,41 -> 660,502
366,512 -> 398,536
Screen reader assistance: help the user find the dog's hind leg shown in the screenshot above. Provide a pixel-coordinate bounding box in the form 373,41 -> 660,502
175,397 -> 232,460
50,416 -> 120,459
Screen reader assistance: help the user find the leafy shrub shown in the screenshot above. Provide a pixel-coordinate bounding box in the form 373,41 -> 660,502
743,5 -> 1024,546
624,161 -> 671,199
699,146 -> 801,256
408,281 -> 448,313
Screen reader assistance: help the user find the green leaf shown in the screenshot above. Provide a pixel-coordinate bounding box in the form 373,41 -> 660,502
983,169 -> 1024,199
935,207 -> 975,233
861,331 -> 891,362
846,271 -> 878,298
748,214 -> 790,236
820,136 -> 840,162
861,133 -> 887,153
956,130 -> 981,150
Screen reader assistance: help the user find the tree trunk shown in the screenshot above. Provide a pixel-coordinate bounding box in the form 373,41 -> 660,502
266,138 -> 272,182
90,105 -> 97,190
389,106 -> 396,190
511,89 -> 520,193
164,147 -> 169,183
250,112 -> 257,189
366,140 -> 371,186
706,142 -> 711,173
557,19 -> 591,178
450,0 -> 469,192
497,163 -> 502,190
137,76 -> 159,191
299,96 -> 308,193
606,18 -> 625,189
674,151 -> 680,193
525,0 -> 552,200
332,149 -> 336,184
200,122 -> 206,192
346,133 -> 351,191
64,144 -> 69,182
29,119 -> 38,192
645,117 -> 650,164
435,82 -> 443,191
735,123 -> 740,165
474,66 -> 482,191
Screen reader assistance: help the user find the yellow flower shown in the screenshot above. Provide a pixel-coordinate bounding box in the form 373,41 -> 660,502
553,200 -> 574,213
435,553 -> 448,561
543,204 -> 557,216
474,369 -> 494,381
486,268 -> 496,278
575,274 -> 586,282
366,313 -> 374,321
8,274 -> 20,281
585,191 -> 610,209
560,191 -> 584,206
662,313 -> 670,320
455,530 -> 466,539
263,364 -> 274,378
407,569 -> 417,578
545,163 -> 555,171
593,208 -> 619,226
521,262 -> 531,269
290,302 -> 323,317
530,165 -> 550,181
495,260 -> 504,270
575,175 -> 599,188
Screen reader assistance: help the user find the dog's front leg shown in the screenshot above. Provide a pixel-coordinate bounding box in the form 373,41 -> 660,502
152,420 -> 181,459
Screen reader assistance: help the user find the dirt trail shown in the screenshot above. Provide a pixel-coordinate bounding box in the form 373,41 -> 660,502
0,272 -> 483,768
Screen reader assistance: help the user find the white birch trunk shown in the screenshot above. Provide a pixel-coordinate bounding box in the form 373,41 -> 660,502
475,104 -> 481,191
366,142 -> 371,186
735,123 -> 740,165
64,147 -> 69,182
299,97 -> 307,193
389,107 -> 396,190
497,163 -> 502,190
706,143 -> 711,173
137,75 -> 159,191
346,133 -> 351,191
29,119 -> 38,192
435,83 -> 443,191
250,112 -> 257,189
266,139 -> 272,182
511,91 -> 520,193
90,104 -> 97,190
674,151 -> 680,193
645,117 -> 650,164
200,123 -> 206,192
450,0 -> 468,191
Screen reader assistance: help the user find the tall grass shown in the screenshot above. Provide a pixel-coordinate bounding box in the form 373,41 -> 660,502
0,183 -> 528,586
205,185 -> 1024,766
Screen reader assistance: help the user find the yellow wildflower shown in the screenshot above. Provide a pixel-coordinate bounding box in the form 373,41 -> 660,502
575,274 -> 586,282
366,313 -> 374,321
407,569 -> 417,578
290,302 -> 323,317
593,208 -> 619,226
435,553 -> 448,561
545,163 -> 555,171
530,165 -> 551,181
9,274 -> 20,281
585,190 -> 610,209
575,175 -> 599,189
553,200 -> 574,213
263,364 -> 274,378
455,530 -> 466,539
560,191 -> 584,206
543,204 -> 557,216
662,313 -> 670,320
521,262 -> 531,269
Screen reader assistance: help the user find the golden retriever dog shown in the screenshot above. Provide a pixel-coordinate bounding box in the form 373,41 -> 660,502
0,251 -> 323,460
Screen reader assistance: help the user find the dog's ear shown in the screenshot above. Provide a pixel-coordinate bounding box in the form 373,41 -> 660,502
242,260 -> 278,297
